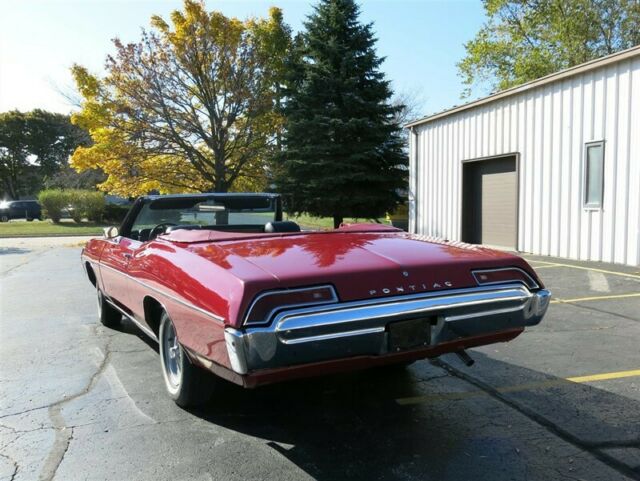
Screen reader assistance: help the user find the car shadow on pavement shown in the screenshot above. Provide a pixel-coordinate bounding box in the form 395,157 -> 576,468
117,317 -> 159,353
0,247 -> 30,255
189,352 -> 640,480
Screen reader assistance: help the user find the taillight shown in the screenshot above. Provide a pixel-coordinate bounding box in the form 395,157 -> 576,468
472,267 -> 539,290
244,285 -> 338,326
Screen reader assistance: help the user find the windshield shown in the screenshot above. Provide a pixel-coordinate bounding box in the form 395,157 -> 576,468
127,195 -> 278,241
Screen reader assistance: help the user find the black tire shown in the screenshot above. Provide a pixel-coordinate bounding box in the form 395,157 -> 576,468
26,218 -> 34,222
159,311 -> 215,407
0,215 -> 8,223
97,287 -> 121,328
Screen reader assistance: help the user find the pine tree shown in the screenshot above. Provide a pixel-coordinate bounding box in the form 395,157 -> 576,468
276,0 -> 407,228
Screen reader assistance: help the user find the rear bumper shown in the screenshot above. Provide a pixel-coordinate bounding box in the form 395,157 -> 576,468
223,284 -> 551,376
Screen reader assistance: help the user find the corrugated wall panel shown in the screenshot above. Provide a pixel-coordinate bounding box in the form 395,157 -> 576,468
409,55 -> 640,266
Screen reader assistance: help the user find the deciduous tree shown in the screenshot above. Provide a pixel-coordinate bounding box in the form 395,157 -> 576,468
0,110 -> 88,199
276,0 -> 407,228
459,0 -> 640,96
71,0 -> 291,196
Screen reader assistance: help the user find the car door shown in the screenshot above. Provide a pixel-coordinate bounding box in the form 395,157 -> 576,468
99,236 -> 142,312
9,202 -> 23,219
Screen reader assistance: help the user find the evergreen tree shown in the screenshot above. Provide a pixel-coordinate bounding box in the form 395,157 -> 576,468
276,0 -> 407,228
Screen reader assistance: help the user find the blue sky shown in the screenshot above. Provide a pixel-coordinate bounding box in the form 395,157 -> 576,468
0,0 -> 486,120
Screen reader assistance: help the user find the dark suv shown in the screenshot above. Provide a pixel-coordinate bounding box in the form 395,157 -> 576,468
0,200 -> 42,222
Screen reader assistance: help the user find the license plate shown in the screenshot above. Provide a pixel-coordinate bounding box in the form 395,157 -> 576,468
388,317 -> 432,352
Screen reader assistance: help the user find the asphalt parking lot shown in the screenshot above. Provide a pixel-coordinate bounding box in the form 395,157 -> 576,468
1,238 -> 640,481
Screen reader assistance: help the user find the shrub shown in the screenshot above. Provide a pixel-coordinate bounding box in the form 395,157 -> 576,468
38,189 -> 68,223
82,191 -> 105,222
38,189 -> 106,223
67,189 -> 85,223
103,204 -> 130,224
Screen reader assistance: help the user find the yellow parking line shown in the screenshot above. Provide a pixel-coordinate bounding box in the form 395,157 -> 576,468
527,259 -> 640,280
396,368 -> 640,405
551,292 -> 640,304
566,369 -> 640,383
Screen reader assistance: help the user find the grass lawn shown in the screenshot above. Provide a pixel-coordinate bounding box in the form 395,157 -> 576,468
285,213 -> 390,230
0,219 -> 108,237
0,215 -> 391,237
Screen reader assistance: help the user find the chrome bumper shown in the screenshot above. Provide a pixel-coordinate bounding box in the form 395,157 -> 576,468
224,284 -> 551,375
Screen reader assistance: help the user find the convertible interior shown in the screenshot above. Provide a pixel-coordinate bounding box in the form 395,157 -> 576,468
131,221 -> 301,242
121,194 -> 301,242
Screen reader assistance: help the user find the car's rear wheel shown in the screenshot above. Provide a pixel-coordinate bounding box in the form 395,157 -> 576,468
0,215 -> 8,222
97,287 -> 121,328
159,311 -> 214,407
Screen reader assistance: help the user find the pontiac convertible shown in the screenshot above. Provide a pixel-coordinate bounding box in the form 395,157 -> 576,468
82,193 -> 550,407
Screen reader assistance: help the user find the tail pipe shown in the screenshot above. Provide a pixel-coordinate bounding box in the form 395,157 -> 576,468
455,350 -> 475,367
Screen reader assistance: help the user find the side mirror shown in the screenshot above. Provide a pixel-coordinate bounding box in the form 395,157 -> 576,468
103,226 -> 119,239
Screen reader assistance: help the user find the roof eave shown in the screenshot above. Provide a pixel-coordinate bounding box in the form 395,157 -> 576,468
405,44 -> 640,129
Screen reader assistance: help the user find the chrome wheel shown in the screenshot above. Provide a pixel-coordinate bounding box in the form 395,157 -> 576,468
161,318 -> 182,391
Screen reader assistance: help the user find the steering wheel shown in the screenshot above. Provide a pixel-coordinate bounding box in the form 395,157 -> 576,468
150,222 -> 177,240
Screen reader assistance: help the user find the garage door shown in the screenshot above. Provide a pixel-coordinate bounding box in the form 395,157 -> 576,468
462,156 -> 517,250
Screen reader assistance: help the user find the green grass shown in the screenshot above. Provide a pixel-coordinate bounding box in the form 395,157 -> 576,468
285,213 -> 390,230
0,215 -> 391,237
0,219 -> 108,237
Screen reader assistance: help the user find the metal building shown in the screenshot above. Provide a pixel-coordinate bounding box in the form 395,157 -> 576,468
407,45 -> 640,266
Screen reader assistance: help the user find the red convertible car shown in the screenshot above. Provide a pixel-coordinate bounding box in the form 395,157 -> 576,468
82,193 -> 550,407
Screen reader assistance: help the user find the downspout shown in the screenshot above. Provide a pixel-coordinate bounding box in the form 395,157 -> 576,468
409,126 -> 419,234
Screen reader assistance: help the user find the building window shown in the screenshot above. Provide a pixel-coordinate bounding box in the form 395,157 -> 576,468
584,141 -> 604,209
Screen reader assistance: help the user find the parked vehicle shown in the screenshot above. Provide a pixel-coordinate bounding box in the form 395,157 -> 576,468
0,200 -> 42,222
81,193 -> 550,407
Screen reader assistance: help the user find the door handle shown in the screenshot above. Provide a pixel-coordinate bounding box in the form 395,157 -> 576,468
123,253 -> 133,259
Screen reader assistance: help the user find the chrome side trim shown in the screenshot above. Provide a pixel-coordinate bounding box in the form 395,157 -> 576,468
104,296 -> 159,342
91,260 -> 225,323
472,267 -> 540,289
243,285 -> 339,326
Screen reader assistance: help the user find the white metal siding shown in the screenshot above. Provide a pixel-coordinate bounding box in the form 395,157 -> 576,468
410,56 -> 640,266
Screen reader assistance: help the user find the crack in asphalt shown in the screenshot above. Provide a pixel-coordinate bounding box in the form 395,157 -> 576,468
560,300 -> 640,325
0,452 -> 18,481
0,248 -> 47,277
434,359 -> 640,481
0,405 -> 54,421
37,333 -> 113,481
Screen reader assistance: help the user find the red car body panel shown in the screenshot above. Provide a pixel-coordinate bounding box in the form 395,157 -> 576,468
82,222 -> 547,386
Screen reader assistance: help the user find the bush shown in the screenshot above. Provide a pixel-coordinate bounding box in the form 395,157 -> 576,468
38,189 -> 105,223
84,191 -> 106,222
67,190 -> 85,223
103,204 -> 130,224
38,189 -> 68,223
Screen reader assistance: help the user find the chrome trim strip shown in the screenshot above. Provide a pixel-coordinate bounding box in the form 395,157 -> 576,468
443,304 -> 524,322
243,285 -> 339,326
271,283 -> 530,328
104,296 -> 159,342
471,267 -> 540,289
282,326 -> 385,345
93,260 -> 225,323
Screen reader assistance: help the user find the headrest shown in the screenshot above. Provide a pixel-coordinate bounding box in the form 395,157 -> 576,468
165,224 -> 202,233
264,221 -> 301,233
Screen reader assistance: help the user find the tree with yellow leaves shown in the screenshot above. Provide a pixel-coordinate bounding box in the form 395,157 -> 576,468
71,1 -> 291,196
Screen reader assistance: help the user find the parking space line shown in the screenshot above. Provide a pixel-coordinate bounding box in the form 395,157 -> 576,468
566,369 -> 640,383
396,367 -> 640,405
526,259 -> 640,280
551,292 -> 640,304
